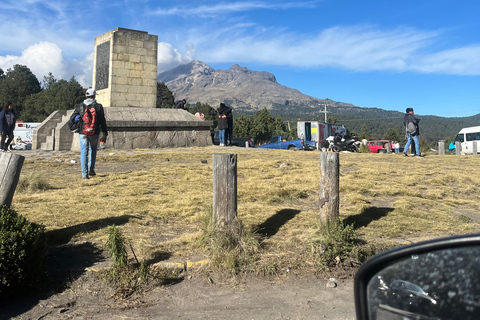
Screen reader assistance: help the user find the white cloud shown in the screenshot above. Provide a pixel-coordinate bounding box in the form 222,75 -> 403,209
0,42 -> 93,87
194,25 -> 480,75
149,1 -> 319,17
412,45 -> 480,75
157,42 -> 196,73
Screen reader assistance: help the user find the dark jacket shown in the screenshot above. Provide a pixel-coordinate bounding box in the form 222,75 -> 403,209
404,113 -> 420,136
217,106 -> 231,130
175,100 -> 187,110
0,109 -> 16,133
70,101 -> 108,136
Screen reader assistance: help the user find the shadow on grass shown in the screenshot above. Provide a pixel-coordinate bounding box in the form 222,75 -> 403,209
343,206 -> 394,230
256,209 -> 301,240
0,241 -> 104,319
0,215 -> 135,319
146,251 -> 173,265
47,215 -> 135,245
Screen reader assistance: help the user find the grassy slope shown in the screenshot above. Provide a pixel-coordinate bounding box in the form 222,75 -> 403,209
13,147 -> 480,274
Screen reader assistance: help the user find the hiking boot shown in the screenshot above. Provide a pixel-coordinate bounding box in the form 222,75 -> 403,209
89,170 -> 96,176
403,153 -> 408,157
82,176 -> 89,180
414,154 -> 424,157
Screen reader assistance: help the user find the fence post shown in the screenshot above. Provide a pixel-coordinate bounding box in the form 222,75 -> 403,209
212,153 -> 238,235
319,152 -> 339,224
438,140 -> 445,155
385,143 -> 391,153
455,141 -> 462,155
473,142 -> 477,156
0,153 -> 25,207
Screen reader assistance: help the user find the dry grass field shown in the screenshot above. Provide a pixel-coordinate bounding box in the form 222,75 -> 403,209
13,147 -> 480,277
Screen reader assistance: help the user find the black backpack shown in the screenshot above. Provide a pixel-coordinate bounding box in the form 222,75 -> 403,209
68,104 -> 83,133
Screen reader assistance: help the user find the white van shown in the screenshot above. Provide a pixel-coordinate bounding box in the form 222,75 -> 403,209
452,126 -> 480,154
10,121 -> 41,150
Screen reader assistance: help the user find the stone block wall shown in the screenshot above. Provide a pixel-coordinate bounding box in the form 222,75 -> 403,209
93,28 -> 158,108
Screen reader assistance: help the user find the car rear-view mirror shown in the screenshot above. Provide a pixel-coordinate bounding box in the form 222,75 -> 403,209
354,233 -> 480,320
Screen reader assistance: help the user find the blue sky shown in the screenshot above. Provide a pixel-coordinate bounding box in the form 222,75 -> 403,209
0,0 -> 479,117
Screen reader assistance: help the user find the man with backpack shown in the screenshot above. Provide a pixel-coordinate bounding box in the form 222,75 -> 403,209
403,107 -> 423,157
69,88 -> 108,179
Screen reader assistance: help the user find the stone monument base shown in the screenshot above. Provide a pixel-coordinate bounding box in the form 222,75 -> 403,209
33,108 -> 213,151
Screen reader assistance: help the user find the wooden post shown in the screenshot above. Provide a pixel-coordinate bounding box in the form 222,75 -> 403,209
319,152 -> 339,224
385,143 -> 391,153
473,142 -> 477,156
455,141 -> 461,155
0,153 -> 25,207
438,140 -> 445,155
212,153 -> 238,235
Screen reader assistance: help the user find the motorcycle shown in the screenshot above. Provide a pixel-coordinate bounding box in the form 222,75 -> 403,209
327,134 -> 361,152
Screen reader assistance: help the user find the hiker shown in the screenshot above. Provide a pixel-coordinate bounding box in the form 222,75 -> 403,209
0,102 -> 16,152
226,107 -> 233,146
217,103 -> 231,147
69,88 -> 108,179
175,99 -> 188,110
394,141 -> 400,153
403,108 -> 423,157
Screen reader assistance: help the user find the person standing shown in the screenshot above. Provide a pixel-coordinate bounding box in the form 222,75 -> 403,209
69,89 -> 108,179
0,102 -> 16,152
217,103 -> 231,147
175,99 -> 188,110
0,101 -> 17,151
226,106 -> 233,146
394,141 -> 400,153
403,108 -> 423,157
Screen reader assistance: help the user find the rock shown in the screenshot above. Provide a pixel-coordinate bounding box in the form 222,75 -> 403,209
326,278 -> 337,288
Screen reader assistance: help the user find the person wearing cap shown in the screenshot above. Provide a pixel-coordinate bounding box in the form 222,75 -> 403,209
403,108 -> 423,157
70,88 -> 108,179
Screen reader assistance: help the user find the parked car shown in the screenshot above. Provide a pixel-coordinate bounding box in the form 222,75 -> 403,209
211,132 -> 254,148
368,140 -> 394,153
257,135 -> 315,150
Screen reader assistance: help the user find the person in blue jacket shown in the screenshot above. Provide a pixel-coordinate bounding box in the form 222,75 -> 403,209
0,102 -> 16,151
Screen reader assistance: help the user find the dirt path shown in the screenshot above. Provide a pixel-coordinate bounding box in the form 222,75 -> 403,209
4,272 -> 355,320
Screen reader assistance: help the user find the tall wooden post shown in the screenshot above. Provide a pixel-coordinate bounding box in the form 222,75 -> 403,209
213,154 -> 238,235
438,140 -> 445,155
0,153 -> 25,207
455,141 -> 461,155
319,152 -> 339,224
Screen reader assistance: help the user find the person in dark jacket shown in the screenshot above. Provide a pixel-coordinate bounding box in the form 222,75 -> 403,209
69,88 -> 108,179
175,99 -> 188,110
225,107 -> 233,146
0,102 -> 16,151
403,107 -> 423,157
217,103 -> 231,147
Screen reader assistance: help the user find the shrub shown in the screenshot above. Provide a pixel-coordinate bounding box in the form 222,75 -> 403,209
105,225 -> 128,269
16,174 -> 51,193
197,208 -> 259,274
359,144 -> 371,153
0,205 -> 47,296
309,219 -> 374,273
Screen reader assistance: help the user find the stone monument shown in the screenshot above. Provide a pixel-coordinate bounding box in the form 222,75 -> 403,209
32,28 -> 213,151
93,28 -> 158,108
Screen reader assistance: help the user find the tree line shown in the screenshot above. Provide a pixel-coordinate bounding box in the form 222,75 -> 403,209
0,64 -> 472,147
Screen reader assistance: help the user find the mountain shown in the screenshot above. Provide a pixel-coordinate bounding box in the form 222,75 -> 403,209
158,60 -> 359,115
158,60 -> 480,142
